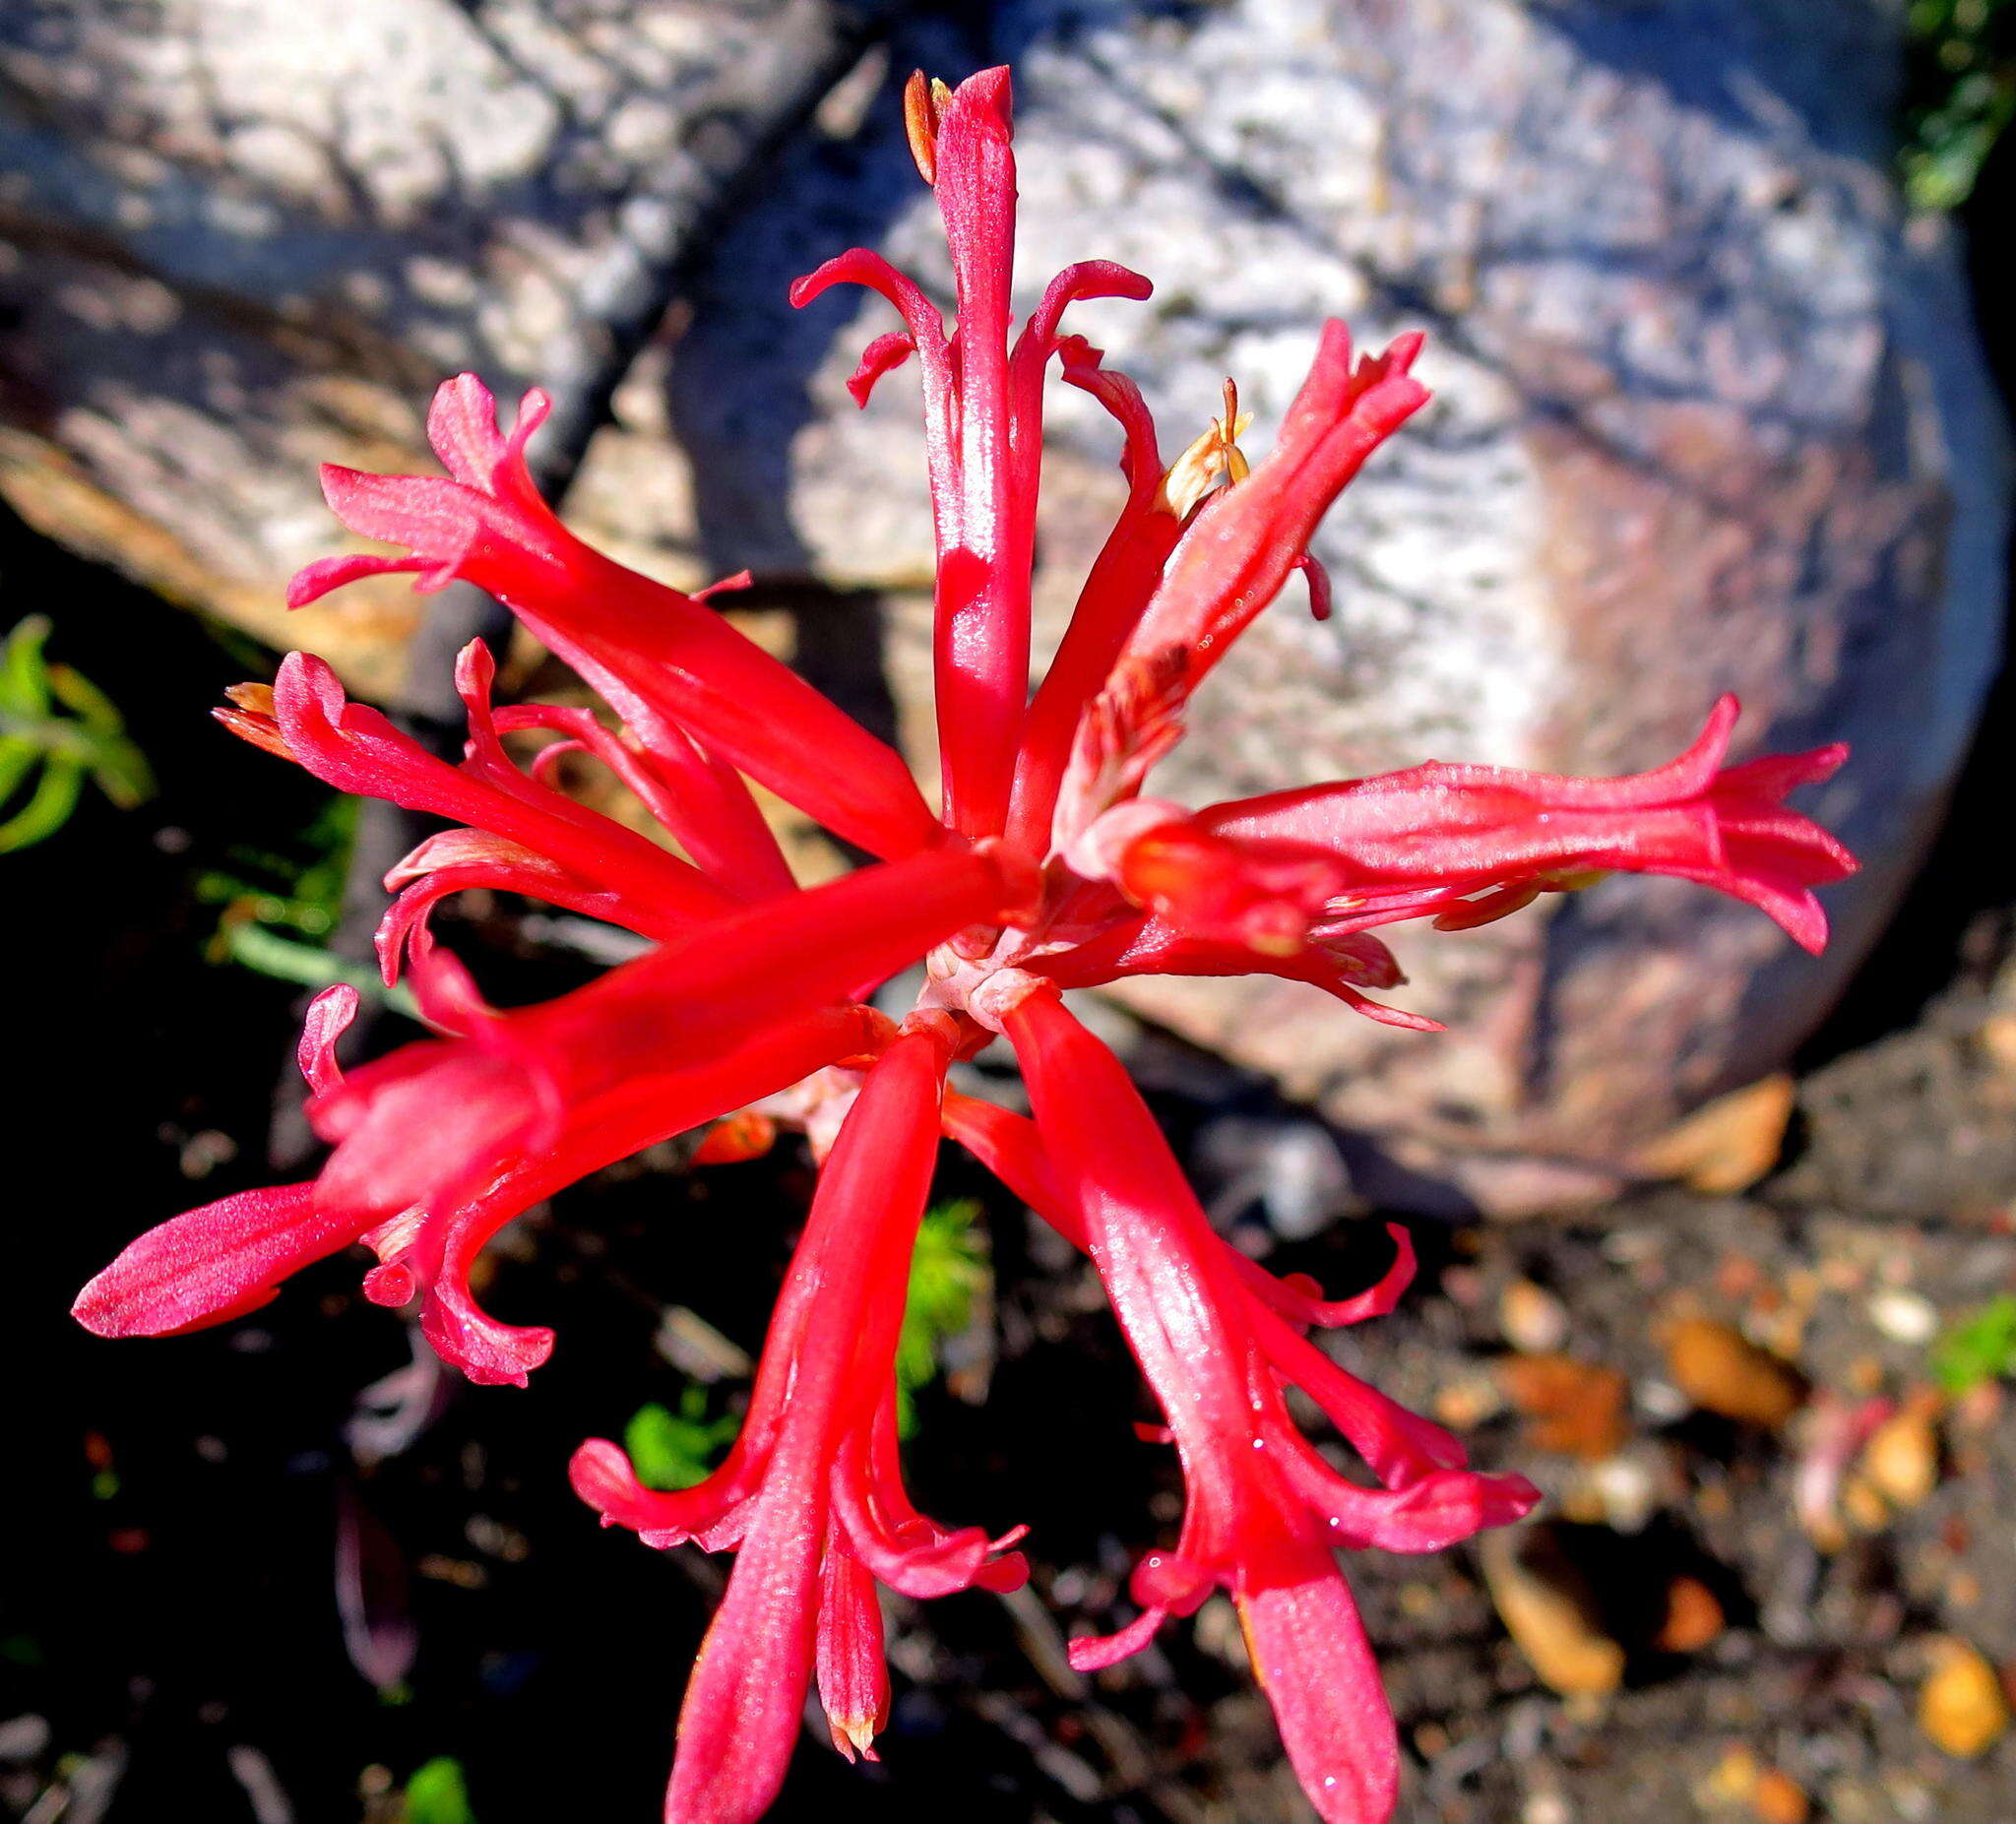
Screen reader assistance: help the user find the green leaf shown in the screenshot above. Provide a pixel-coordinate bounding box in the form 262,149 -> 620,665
0,615 -> 53,715
894,1199 -> 988,1438
220,921 -> 421,1020
0,616 -> 153,849
1901,0 -> 2016,209
1930,1292 -> 2016,1394
0,735 -> 39,804
625,1387 -> 739,1491
401,1756 -> 476,1824
0,757 -> 84,852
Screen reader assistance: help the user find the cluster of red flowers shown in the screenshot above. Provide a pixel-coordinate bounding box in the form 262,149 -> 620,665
74,68 -> 1855,1823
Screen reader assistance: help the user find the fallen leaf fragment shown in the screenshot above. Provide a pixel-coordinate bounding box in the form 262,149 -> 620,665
1665,1317 -> 1803,1427
1655,1573 -> 1724,1653
1795,1392 -> 1894,1551
1920,1637 -> 2008,1758
1634,1072 -> 1795,1193
1480,1525 -> 1624,1697
1751,1767 -> 1810,1824
1497,1352 -> 1631,1459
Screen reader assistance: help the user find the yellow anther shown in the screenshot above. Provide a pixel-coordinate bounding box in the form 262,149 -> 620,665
1155,376 -> 1256,518
904,71 -> 956,186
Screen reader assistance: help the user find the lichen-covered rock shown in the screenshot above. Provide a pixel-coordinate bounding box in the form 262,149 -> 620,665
2,2 -> 2005,1206
664,2 -> 2006,1201
1015,0 -> 2007,1198
0,0 -> 867,695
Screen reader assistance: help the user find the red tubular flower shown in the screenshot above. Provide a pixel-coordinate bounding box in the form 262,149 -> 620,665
570,1022 -> 1025,1816
1119,323 -> 1428,697
792,69 -> 1152,842
78,58 -> 1858,1824
312,844 -> 1025,1221
1200,693 -> 1857,954
1004,339 -> 1185,855
996,983 -> 1535,1819
290,376 -> 938,859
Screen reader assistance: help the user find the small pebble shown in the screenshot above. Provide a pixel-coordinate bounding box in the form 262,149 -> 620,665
1501,1278 -> 1569,1353
1704,1744 -> 1763,1806
1867,1289 -> 1937,1345
1586,1450 -> 1661,1534
1434,1372 -> 1505,1431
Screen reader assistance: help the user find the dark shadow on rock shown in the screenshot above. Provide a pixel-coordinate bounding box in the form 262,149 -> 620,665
1531,0 -> 1903,165
1795,120 -> 2016,1067
662,4 -> 1052,767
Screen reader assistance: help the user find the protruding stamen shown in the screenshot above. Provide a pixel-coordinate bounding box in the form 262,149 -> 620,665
903,70 -> 954,186
1154,377 -> 1256,518
1220,379 -> 1250,484
214,681 -> 292,760
828,1714 -> 882,1765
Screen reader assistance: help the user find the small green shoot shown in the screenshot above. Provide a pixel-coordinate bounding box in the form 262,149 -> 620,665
400,1756 -> 475,1824
1930,1292 -> 2016,1394
0,614 -> 154,851
895,1198 -> 989,1437
198,795 -> 416,1016
625,1386 -> 740,1491
1902,0 -> 2016,210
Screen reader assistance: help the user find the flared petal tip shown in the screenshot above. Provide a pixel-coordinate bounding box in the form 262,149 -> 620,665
568,1438 -> 645,1517
74,1274 -> 282,1340
71,1273 -> 152,1338
1066,1604 -> 1167,1673
72,1183 -> 344,1344
287,549 -> 422,608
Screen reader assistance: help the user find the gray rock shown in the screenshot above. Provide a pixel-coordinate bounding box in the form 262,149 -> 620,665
661,2 -> 2006,1200
1,1 -> 2004,1207
0,0 -> 877,694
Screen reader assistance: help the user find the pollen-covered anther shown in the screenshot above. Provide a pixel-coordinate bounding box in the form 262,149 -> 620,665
1154,377 -> 1254,519
902,69 -> 955,186
214,681 -> 292,760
